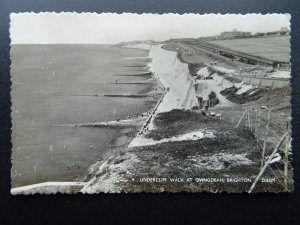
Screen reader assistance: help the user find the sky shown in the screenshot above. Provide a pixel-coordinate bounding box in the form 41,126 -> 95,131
10,13 -> 290,44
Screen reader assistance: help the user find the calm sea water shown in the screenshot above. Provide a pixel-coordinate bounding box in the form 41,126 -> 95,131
11,44 -> 152,187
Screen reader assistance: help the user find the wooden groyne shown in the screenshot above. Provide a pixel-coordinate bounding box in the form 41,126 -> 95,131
110,81 -> 152,85
114,72 -> 152,77
103,94 -> 151,98
122,65 -> 148,68
69,94 -> 151,98
52,117 -> 147,128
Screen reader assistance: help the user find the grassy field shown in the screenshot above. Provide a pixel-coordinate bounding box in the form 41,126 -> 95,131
209,36 -> 290,62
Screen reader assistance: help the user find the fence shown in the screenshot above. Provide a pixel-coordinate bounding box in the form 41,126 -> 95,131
235,106 -> 292,193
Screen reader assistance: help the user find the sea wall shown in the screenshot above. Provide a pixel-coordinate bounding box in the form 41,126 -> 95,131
229,75 -> 290,88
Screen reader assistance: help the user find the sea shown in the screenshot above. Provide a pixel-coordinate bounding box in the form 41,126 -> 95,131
10,44 -> 152,187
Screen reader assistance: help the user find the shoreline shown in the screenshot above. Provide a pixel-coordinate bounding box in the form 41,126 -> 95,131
81,45 -> 165,184
81,42 -> 293,194
80,44 -> 205,193
11,44 -> 162,191
11,41 -> 293,194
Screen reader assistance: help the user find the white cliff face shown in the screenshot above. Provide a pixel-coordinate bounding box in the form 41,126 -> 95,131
127,45 -> 199,146
195,73 -> 233,106
124,43 -> 152,50
148,45 -> 198,113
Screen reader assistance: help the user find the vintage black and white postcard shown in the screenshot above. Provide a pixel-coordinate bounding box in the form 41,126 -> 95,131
10,13 -> 293,194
